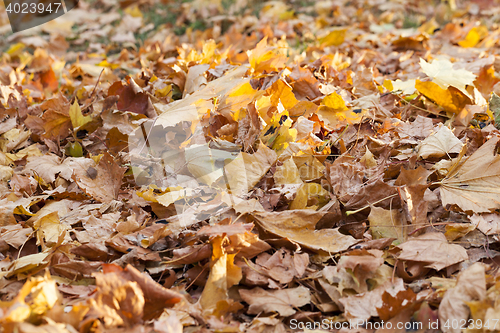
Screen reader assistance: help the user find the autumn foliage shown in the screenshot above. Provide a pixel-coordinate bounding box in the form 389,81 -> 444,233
1,0 -> 500,332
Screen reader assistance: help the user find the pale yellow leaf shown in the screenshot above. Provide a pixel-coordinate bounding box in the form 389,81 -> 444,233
440,136 -> 500,213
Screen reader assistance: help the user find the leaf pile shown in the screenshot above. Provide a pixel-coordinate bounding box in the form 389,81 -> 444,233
2,0 -> 500,332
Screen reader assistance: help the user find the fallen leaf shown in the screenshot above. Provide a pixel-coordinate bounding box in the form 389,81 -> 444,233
417,125 -> 463,159
239,286 -> 310,316
458,26 -> 488,48
225,142 -> 277,196
438,263 -> 486,333
397,232 -> 468,271
440,136 -> 500,213
73,152 -> 126,203
253,210 -> 359,253
69,99 -> 91,130
23,155 -> 74,183
469,213 -> 500,235
419,58 -> 476,99
368,206 -> 407,244
340,278 -> 405,321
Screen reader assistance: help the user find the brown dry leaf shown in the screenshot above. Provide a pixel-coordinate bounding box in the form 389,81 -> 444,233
401,185 -> 429,226
0,225 -> 33,249
438,263 -> 486,333
337,249 -> 385,292
417,125 -> 463,159
440,136 -> 500,213
376,288 -> 417,321
73,152 -> 126,203
397,232 -> 468,271
199,236 -> 243,316
368,206 -> 407,244
108,78 -> 156,118
326,157 -> 397,209
5,0 -> 500,330
87,269 -> 145,328
253,210 -> 358,253
23,155 -> 74,183
239,286 -> 310,317
252,248 -> 309,284
470,213 -> 500,235
395,166 -> 433,187
41,110 -> 72,140
86,263 -> 182,326
225,142 -> 277,196
339,278 -> 405,321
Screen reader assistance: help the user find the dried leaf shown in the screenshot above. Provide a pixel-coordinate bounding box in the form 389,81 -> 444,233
440,136 -> 500,213
73,152 -> 126,203
417,125 -> 463,159
438,263 -> 486,333
253,210 -> 359,253
239,286 -> 310,317
397,232 -> 468,271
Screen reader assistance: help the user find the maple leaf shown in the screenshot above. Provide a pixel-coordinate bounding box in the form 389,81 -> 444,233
397,232 -> 468,271
247,37 -> 287,74
417,124 -> 463,159
438,263 -> 486,333
419,58 -> 476,98
253,210 -> 359,253
239,286 -> 310,317
415,80 -> 472,114
440,136 -> 500,213
72,152 -> 126,203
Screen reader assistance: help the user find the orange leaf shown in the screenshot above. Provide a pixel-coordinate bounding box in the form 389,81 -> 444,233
415,80 -> 472,113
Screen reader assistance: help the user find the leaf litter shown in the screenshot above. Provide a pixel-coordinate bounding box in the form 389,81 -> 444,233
2,0 -> 500,332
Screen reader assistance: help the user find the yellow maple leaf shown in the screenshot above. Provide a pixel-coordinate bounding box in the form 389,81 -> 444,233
321,92 -> 348,111
268,79 -> 299,110
69,100 -> 92,130
247,37 -> 287,73
260,108 -> 297,152
458,26 -> 488,48
419,58 -> 476,99
319,28 -> 346,47
415,79 -> 472,113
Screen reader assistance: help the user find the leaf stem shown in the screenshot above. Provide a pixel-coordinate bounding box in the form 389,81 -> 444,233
345,193 -> 398,216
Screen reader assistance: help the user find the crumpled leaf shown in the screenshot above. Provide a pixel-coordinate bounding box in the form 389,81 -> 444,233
397,232 -> 468,271
340,278 -> 405,321
440,136 -> 500,213
253,210 -> 359,253
23,155 -> 74,183
438,263 -> 486,333
239,286 -> 310,317
469,213 -> 500,235
225,142 -> 277,196
419,58 -> 476,99
87,263 -> 182,326
417,125 -> 463,159
73,152 -> 126,203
